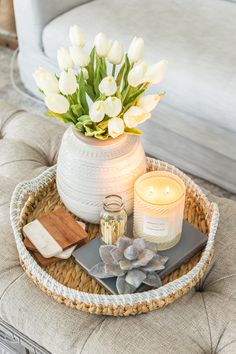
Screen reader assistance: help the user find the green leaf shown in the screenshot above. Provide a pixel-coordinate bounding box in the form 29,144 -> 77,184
75,121 -> 85,133
94,57 -> 102,98
75,115 -> 91,133
116,63 -> 125,87
82,119 -> 110,140
116,87 -> 122,100
45,110 -> 75,124
64,110 -> 77,124
83,120 -> 96,136
85,83 -> 96,101
78,71 -> 89,114
96,93 -> 106,101
124,127 -> 143,135
122,54 -> 131,93
86,47 -> 95,87
94,132 -> 109,140
101,57 -> 107,77
122,85 -> 131,102
71,104 -> 83,118
78,114 -> 91,123
124,88 -> 146,106
94,123 -> 108,140
97,119 -> 108,130
45,110 -> 63,120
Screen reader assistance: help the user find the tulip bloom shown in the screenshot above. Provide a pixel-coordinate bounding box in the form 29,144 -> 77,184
107,41 -> 124,65
128,37 -> 144,63
99,76 -> 117,96
137,94 -> 160,112
45,94 -> 69,114
94,32 -> 111,57
108,117 -> 124,138
124,106 -> 151,128
89,101 -> 105,122
127,61 -> 148,87
59,69 -> 77,95
70,46 -> 90,67
145,60 -> 168,84
81,68 -> 89,80
57,48 -> 73,71
33,67 -> 59,95
69,25 -> 86,47
104,97 -> 122,117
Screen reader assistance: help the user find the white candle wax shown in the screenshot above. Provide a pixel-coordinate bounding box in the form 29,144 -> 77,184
133,171 -> 186,250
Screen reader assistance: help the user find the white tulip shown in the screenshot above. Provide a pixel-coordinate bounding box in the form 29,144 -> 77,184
137,94 -> 160,112
108,117 -> 124,138
59,69 -> 77,95
128,37 -> 144,63
99,76 -> 117,96
69,25 -> 86,47
94,32 -> 111,57
107,40 -> 123,65
57,47 -> 73,71
81,67 -> 89,80
127,61 -> 148,87
104,97 -> 122,117
45,94 -> 69,114
70,46 -> 90,67
124,106 -> 151,128
145,60 -> 168,84
89,101 -> 105,122
33,67 -> 59,95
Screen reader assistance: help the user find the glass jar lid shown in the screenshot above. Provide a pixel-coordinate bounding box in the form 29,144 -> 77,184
103,195 -> 124,212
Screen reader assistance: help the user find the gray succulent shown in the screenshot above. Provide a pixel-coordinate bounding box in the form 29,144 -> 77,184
89,236 -> 168,294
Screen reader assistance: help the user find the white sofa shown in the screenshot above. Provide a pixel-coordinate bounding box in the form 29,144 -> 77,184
13,0 -> 236,192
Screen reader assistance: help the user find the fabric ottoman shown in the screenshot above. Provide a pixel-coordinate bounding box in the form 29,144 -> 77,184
0,101 -> 235,354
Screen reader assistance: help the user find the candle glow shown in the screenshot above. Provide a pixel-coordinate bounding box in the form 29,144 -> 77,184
134,171 -> 186,250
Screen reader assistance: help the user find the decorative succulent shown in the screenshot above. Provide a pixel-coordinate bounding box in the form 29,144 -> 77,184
89,236 -> 168,294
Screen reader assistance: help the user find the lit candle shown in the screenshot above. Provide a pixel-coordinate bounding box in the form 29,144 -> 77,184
133,171 -> 186,250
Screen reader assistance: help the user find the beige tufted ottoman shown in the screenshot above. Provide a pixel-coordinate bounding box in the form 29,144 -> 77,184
0,101 -> 236,354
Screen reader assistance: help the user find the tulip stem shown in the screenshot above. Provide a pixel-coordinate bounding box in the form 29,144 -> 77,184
112,64 -> 116,77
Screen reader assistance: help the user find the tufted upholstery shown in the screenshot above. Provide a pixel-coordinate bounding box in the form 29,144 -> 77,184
0,101 -> 235,354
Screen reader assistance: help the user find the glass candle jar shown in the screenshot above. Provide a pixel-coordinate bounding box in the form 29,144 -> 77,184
100,195 -> 127,245
133,171 -> 186,250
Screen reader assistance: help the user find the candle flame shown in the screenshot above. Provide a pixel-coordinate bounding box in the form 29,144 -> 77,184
165,186 -> 170,194
148,186 -> 154,195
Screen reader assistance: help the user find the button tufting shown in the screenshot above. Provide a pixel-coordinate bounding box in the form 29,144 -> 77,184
195,260 -> 216,292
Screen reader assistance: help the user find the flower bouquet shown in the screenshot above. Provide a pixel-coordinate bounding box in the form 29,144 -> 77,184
33,25 -> 168,140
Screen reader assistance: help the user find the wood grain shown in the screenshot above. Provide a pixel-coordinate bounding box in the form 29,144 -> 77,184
38,208 -> 88,250
0,0 -> 16,35
23,238 -> 60,267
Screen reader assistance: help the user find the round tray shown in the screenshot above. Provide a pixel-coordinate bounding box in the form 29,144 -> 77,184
10,158 -> 219,316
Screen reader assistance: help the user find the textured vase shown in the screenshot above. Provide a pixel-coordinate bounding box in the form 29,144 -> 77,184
56,127 -> 147,223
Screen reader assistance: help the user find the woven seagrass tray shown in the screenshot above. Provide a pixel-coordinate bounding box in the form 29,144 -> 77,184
10,158 -> 219,316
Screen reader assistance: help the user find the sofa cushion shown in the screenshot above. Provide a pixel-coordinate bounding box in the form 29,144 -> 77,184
42,0 -> 236,133
0,101 -> 236,353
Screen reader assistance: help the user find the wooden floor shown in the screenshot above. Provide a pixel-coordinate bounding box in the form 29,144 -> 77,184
0,0 -> 18,49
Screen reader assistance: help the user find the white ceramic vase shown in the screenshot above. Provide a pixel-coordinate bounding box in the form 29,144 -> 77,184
56,127 -> 147,223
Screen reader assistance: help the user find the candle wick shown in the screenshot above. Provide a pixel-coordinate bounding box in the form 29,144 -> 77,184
148,186 -> 154,195
165,186 -> 170,194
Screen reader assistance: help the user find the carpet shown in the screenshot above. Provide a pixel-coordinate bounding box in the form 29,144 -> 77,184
0,46 -> 235,201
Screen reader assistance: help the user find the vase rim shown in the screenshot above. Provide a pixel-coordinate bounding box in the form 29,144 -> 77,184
71,126 -> 128,147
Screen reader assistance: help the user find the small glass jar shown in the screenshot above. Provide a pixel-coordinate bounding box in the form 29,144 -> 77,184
100,195 -> 127,245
